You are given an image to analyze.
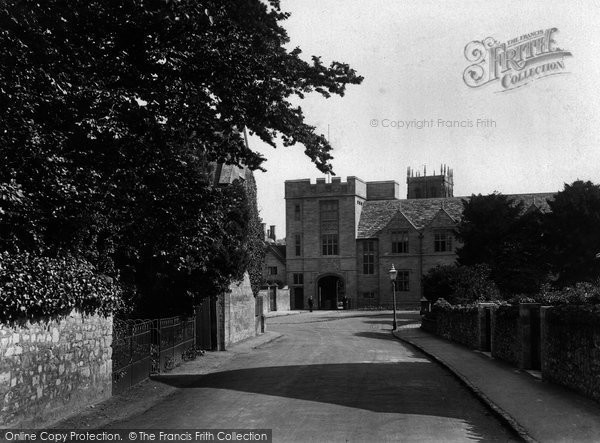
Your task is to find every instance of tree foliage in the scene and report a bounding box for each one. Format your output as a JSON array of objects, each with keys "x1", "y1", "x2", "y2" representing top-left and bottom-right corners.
[
  {"x1": 423, "y1": 264, "x2": 500, "y2": 306},
  {"x1": 543, "y1": 180, "x2": 600, "y2": 286},
  {"x1": 0, "y1": 1, "x2": 362, "y2": 317},
  {"x1": 456, "y1": 194, "x2": 523, "y2": 266},
  {"x1": 455, "y1": 193, "x2": 548, "y2": 295},
  {"x1": 0, "y1": 0, "x2": 362, "y2": 174},
  {"x1": 244, "y1": 173, "x2": 266, "y2": 296},
  {"x1": 0, "y1": 252, "x2": 123, "y2": 322}
]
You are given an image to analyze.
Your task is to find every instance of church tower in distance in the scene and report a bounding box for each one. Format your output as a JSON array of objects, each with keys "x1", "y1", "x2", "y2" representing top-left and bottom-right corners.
[{"x1": 406, "y1": 164, "x2": 454, "y2": 199}]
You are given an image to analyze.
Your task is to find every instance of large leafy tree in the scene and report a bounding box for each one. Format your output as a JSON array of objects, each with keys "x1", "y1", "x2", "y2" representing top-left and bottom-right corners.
[
  {"x1": 543, "y1": 180, "x2": 600, "y2": 286},
  {"x1": 456, "y1": 193, "x2": 523, "y2": 266},
  {"x1": 455, "y1": 193, "x2": 548, "y2": 295},
  {"x1": 0, "y1": 1, "x2": 362, "y2": 314}
]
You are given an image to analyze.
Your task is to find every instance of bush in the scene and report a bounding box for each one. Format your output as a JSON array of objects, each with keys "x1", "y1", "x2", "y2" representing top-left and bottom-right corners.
[
  {"x1": 506, "y1": 282, "x2": 600, "y2": 306},
  {"x1": 0, "y1": 251, "x2": 123, "y2": 322},
  {"x1": 423, "y1": 264, "x2": 500, "y2": 305},
  {"x1": 546, "y1": 303, "x2": 600, "y2": 326},
  {"x1": 537, "y1": 282, "x2": 600, "y2": 306}
]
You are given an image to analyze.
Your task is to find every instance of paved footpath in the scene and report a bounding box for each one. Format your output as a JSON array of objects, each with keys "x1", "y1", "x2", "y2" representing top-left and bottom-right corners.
[{"x1": 394, "y1": 324, "x2": 600, "y2": 443}]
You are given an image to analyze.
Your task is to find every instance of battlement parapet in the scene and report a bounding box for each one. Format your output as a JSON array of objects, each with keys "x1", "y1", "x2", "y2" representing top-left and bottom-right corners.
[{"x1": 285, "y1": 176, "x2": 367, "y2": 199}]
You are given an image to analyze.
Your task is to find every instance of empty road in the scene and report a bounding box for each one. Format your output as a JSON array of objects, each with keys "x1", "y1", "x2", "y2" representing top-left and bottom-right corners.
[{"x1": 108, "y1": 311, "x2": 517, "y2": 442}]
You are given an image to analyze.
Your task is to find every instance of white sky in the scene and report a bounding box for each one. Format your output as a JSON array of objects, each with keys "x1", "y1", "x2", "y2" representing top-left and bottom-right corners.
[{"x1": 251, "y1": 0, "x2": 600, "y2": 237}]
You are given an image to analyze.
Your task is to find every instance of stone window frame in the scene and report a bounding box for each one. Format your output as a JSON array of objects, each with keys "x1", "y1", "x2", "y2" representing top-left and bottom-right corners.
[
  {"x1": 295, "y1": 234, "x2": 302, "y2": 256},
  {"x1": 362, "y1": 240, "x2": 376, "y2": 274},
  {"x1": 321, "y1": 233, "x2": 339, "y2": 256},
  {"x1": 434, "y1": 230, "x2": 453, "y2": 252},
  {"x1": 320, "y1": 200, "x2": 339, "y2": 222},
  {"x1": 294, "y1": 204, "x2": 301, "y2": 221},
  {"x1": 293, "y1": 273, "x2": 304, "y2": 285},
  {"x1": 395, "y1": 270, "x2": 410, "y2": 291},
  {"x1": 269, "y1": 266, "x2": 278, "y2": 275},
  {"x1": 391, "y1": 230, "x2": 409, "y2": 254}
]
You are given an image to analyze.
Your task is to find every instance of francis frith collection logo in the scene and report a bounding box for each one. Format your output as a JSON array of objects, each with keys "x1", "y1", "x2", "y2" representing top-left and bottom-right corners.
[{"x1": 463, "y1": 28, "x2": 572, "y2": 91}]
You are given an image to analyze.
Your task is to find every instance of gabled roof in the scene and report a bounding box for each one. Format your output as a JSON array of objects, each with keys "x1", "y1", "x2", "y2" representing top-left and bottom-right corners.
[
  {"x1": 266, "y1": 243, "x2": 286, "y2": 264},
  {"x1": 356, "y1": 193, "x2": 555, "y2": 239},
  {"x1": 426, "y1": 206, "x2": 458, "y2": 228},
  {"x1": 212, "y1": 163, "x2": 247, "y2": 186}
]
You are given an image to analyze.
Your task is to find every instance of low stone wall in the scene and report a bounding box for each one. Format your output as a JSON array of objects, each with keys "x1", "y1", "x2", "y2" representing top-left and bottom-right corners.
[
  {"x1": 542, "y1": 306, "x2": 600, "y2": 403},
  {"x1": 222, "y1": 272, "x2": 256, "y2": 348},
  {"x1": 434, "y1": 306, "x2": 479, "y2": 349},
  {"x1": 0, "y1": 311, "x2": 112, "y2": 428},
  {"x1": 491, "y1": 305, "x2": 520, "y2": 366},
  {"x1": 277, "y1": 287, "x2": 291, "y2": 311},
  {"x1": 424, "y1": 301, "x2": 600, "y2": 404}
]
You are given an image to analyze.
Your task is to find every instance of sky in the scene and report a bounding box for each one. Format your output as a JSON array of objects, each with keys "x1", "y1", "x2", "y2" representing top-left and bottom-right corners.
[{"x1": 250, "y1": 0, "x2": 600, "y2": 237}]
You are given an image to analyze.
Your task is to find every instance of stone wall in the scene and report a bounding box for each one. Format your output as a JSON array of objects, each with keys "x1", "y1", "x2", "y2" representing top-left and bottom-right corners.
[
  {"x1": 542, "y1": 306, "x2": 600, "y2": 403},
  {"x1": 491, "y1": 305, "x2": 521, "y2": 366},
  {"x1": 277, "y1": 287, "x2": 291, "y2": 311},
  {"x1": 366, "y1": 181, "x2": 399, "y2": 200},
  {"x1": 222, "y1": 272, "x2": 257, "y2": 348},
  {"x1": 0, "y1": 311, "x2": 112, "y2": 428},
  {"x1": 434, "y1": 305, "x2": 480, "y2": 349}
]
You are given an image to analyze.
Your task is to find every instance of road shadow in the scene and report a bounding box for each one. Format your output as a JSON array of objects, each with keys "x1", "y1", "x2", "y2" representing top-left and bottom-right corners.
[
  {"x1": 360, "y1": 320, "x2": 394, "y2": 325},
  {"x1": 152, "y1": 362, "x2": 514, "y2": 441},
  {"x1": 353, "y1": 331, "x2": 397, "y2": 340}
]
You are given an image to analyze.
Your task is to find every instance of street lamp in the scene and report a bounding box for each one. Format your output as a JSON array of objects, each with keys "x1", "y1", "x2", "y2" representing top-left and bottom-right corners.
[{"x1": 388, "y1": 264, "x2": 398, "y2": 330}]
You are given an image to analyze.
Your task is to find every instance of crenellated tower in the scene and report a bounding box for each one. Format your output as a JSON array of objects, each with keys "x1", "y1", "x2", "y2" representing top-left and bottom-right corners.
[{"x1": 406, "y1": 164, "x2": 454, "y2": 199}]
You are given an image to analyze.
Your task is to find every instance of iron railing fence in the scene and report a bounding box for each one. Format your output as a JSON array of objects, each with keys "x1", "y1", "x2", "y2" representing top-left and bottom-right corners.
[
  {"x1": 151, "y1": 316, "x2": 196, "y2": 373},
  {"x1": 112, "y1": 319, "x2": 152, "y2": 394}
]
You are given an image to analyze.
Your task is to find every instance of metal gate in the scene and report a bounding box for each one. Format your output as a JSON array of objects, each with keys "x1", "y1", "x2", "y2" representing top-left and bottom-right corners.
[
  {"x1": 152, "y1": 316, "x2": 196, "y2": 373},
  {"x1": 112, "y1": 319, "x2": 152, "y2": 394}
]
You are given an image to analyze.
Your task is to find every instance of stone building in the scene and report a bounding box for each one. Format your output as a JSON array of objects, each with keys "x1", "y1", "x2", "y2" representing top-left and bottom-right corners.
[
  {"x1": 261, "y1": 225, "x2": 286, "y2": 287},
  {"x1": 285, "y1": 167, "x2": 553, "y2": 310}
]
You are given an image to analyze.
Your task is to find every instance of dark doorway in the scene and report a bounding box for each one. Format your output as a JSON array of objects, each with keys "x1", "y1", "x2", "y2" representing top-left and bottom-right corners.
[
  {"x1": 293, "y1": 287, "x2": 304, "y2": 310},
  {"x1": 195, "y1": 297, "x2": 218, "y2": 351},
  {"x1": 318, "y1": 275, "x2": 343, "y2": 310}
]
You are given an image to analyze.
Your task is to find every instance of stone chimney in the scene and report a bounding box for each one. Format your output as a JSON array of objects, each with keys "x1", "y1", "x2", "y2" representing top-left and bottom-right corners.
[{"x1": 261, "y1": 223, "x2": 267, "y2": 241}]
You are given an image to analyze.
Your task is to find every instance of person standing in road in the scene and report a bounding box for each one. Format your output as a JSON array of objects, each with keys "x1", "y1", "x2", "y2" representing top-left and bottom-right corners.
[{"x1": 308, "y1": 296, "x2": 314, "y2": 312}]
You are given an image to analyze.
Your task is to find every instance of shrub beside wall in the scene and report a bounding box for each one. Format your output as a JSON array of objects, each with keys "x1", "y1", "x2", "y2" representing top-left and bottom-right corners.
[
  {"x1": 0, "y1": 252, "x2": 122, "y2": 322},
  {"x1": 542, "y1": 305, "x2": 600, "y2": 403},
  {"x1": 433, "y1": 303, "x2": 480, "y2": 349},
  {"x1": 0, "y1": 311, "x2": 112, "y2": 427},
  {"x1": 492, "y1": 305, "x2": 520, "y2": 366}
]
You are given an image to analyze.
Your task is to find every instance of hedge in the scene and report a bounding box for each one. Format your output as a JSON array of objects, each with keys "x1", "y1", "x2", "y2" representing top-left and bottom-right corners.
[{"x1": 0, "y1": 251, "x2": 123, "y2": 322}]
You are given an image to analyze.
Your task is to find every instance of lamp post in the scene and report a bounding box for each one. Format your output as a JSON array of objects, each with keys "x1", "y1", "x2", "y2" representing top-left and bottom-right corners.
[{"x1": 388, "y1": 264, "x2": 398, "y2": 330}]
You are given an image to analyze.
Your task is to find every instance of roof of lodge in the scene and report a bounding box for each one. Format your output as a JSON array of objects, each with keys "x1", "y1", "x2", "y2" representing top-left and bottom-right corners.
[
  {"x1": 356, "y1": 193, "x2": 556, "y2": 239},
  {"x1": 212, "y1": 163, "x2": 247, "y2": 186},
  {"x1": 267, "y1": 243, "x2": 286, "y2": 262}
]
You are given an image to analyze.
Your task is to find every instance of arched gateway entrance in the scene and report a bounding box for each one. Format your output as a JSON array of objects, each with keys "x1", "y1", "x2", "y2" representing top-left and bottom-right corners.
[{"x1": 317, "y1": 275, "x2": 344, "y2": 310}]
